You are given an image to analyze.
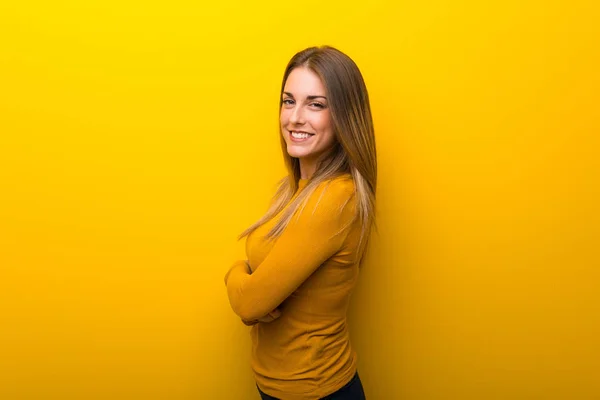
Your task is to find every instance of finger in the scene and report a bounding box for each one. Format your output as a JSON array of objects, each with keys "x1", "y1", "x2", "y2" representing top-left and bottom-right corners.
[{"x1": 257, "y1": 315, "x2": 274, "y2": 323}]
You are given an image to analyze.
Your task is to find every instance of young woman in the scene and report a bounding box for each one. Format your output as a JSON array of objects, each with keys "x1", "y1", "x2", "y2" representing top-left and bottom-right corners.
[{"x1": 224, "y1": 45, "x2": 377, "y2": 400}]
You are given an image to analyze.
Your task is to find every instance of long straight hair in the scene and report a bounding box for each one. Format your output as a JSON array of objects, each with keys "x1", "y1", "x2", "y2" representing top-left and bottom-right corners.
[{"x1": 238, "y1": 45, "x2": 377, "y2": 265}]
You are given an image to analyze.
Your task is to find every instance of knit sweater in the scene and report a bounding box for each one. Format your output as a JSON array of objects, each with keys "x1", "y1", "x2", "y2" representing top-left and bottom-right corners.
[{"x1": 224, "y1": 174, "x2": 363, "y2": 399}]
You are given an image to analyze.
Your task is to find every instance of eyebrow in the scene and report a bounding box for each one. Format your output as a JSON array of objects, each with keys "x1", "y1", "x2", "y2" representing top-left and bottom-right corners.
[{"x1": 283, "y1": 92, "x2": 327, "y2": 101}]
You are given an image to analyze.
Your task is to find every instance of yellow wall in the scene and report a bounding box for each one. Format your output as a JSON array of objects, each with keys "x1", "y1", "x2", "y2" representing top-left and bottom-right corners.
[{"x1": 1, "y1": 1, "x2": 598, "y2": 399}]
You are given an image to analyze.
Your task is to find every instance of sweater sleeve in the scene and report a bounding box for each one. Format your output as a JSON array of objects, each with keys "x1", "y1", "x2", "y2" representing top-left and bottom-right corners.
[{"x1": 224, "y1": 179, "x2": 357, "y2": 321}]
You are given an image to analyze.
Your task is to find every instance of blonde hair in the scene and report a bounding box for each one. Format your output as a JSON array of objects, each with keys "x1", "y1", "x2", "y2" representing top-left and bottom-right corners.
[{"x1": 239, "y1": 45, "x2": 378, "y2": 265}]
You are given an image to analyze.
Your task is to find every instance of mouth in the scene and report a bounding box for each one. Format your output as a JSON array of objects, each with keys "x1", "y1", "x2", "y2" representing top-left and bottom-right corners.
[{"x1": 289, "y1": 130, "x2": 315, "y2": 142}]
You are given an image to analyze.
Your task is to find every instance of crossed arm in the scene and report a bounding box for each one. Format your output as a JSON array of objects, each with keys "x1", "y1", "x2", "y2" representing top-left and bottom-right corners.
[
  {"x1": 228, "y1": 261, "x2": 282, "y2": 326},
  {"x1": 224, "y1": 181, "x2": 356, "y2": 323}
]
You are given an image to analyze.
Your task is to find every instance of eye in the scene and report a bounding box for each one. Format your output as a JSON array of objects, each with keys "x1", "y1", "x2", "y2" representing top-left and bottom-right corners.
[
  {"x1": 282, "y1": 99, "x2": 294, "y2": 106},
  {"x1": 310, "y1": 102, "x2": 326, "y2": 109}
]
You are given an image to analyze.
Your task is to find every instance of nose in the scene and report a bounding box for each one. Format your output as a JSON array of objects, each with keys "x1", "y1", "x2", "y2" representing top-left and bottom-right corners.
[{"x1": 289, "y1": 103, "x2": 305, "y2": 125}]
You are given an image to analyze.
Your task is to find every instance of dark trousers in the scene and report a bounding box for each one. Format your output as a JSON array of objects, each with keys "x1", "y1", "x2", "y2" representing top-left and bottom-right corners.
[{"x1": 257, "y1": 371, "x2": 366, "y2": 400}]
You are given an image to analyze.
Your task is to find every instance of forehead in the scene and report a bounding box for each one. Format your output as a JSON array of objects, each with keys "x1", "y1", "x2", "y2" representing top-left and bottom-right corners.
[{"x1": 283, "y1": 67, "x2": 326, "y2": 96}]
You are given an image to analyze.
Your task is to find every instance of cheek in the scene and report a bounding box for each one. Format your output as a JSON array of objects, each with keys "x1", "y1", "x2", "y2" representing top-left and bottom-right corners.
[
  {"x1": 316, "y1": 113, "x2": 334, "y2": 138},
  {"x1": 279, "y1": 109, "x2": 288, "y2": 126}
]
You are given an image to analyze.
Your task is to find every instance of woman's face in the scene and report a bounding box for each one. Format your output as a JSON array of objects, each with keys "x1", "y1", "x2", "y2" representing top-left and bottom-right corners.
[{"x1": 280, "y1": 67, "x2": 337, "y2": 177}]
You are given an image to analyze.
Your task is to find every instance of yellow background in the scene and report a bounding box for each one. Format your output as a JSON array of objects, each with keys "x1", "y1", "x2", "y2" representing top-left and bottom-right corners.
[{"x1": 1, "y1": 0, "x2": 598, "y2": 399}]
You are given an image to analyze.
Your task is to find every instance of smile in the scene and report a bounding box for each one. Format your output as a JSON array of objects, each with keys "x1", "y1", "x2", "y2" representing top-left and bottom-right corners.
[{"x1": 289, "y1": 131, "x2": 314, "y2": 142}]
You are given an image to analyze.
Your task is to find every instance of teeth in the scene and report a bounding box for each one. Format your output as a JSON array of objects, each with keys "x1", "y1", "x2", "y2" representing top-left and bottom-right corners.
[{"x1": 291, "y1": 131, "x2": 311, "y2": 139}]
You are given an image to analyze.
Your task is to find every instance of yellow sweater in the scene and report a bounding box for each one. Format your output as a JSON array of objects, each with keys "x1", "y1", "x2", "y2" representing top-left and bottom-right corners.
[{"x1": 224, "y1": 174, "x2": 362, "y2": 399}]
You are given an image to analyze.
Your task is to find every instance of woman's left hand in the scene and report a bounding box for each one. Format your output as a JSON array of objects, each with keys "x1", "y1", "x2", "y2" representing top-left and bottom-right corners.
[{"x1": 241, "y1": 308, "x2": 282, "y2": 325}]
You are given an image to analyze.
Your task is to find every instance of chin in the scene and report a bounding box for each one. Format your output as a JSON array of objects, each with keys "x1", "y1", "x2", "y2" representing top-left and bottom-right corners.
[{"x1": 286, "y1": 148, "x2": 307, "y2": 159}]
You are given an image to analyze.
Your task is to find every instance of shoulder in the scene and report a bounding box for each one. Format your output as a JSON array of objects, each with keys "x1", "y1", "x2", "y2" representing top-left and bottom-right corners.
[
  {"x1": 316, "y1": 173, "x2": 355, "y2": 196},
  {"x1": 305, "y1": 174, "x2": 356, "y2": 216}
]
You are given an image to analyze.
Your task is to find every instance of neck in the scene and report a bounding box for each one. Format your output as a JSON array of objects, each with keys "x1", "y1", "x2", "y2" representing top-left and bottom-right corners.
[{"x1": 299, "y1": 158, "x2": 317, "y2": 180}]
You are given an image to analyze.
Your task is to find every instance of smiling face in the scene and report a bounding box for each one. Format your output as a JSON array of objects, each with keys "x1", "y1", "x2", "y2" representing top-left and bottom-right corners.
[{"x1": 280, "y1": 67, "x2": 338, "y2": 179}]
